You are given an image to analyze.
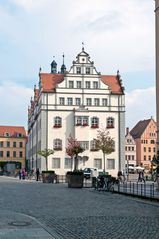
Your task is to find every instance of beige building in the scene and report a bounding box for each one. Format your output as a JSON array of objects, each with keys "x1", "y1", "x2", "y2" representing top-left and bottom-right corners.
[
  {"x1": 130, "y1": 118, "x2": 157, "y2": 169},
  {"x1": 125, "y1": 127, "x2": 136, "y2": 169},
  {"x1": 0, "y1": 126, "x2": 27, "y2": 172},
  {"x1": 155, "y1": 0, "x2": 159, "y2": 151}
]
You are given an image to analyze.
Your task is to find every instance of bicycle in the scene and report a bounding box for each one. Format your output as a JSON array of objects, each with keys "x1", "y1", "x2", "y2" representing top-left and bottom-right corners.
[{"x1": 94, "y1": 176, "x2": 115, "y2": 192}]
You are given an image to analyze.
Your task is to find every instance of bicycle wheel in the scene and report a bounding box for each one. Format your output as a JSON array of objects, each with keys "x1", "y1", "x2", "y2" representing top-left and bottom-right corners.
[{"x1": 109, "y1": 185, "x2": 114, "y2": 193}]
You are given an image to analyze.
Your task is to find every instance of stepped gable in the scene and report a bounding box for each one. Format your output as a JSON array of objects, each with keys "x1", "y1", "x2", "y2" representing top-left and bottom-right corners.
[
  {"x1": 130, "y1": 119, "x2": 151, "y2": 139},
  {"x1": 0, "y1": 126, "x2": 26, "y2": 137},
  {"x1": 40, "y1": 73, "x2": 64, "y2": 92},
  {"x1": 101, "y1": 75, "x2": 123, "y2": 94}
]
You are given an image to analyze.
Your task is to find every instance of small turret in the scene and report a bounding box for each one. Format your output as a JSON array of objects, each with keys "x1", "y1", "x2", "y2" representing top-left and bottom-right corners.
[
  {"x1": 51, "y1": 57, "x2": 57, "y2": 73},
  {"x1": 61, "y1": 54, "x2": 66, "y2": 73}
]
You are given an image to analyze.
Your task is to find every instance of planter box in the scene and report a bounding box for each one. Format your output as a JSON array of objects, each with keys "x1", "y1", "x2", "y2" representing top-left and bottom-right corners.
[
  {"x1": 67, "y1": 172, "x2": 84, "y2": 188},
  {"x1": 42, "y1": 171, "x2": 55, "y2": 183}
]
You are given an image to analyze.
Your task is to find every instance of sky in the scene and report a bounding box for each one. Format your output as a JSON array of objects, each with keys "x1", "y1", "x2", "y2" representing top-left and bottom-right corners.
[{"x1": 0, "y1": 0, "x2": 156, "y2": 130}]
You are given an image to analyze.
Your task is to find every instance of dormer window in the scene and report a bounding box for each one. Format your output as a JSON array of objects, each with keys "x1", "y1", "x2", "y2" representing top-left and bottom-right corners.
[
  {"x1": 86, "y1": 81, "x2": 90, "y2": 89},
  {"x1": 77, "y1": 67, "x2": 81, "y2": 74},
  {"x1": 93, "y1": 81, "x2": 98, "y2": 89},
  {"x1": 86, "y1": 67, "x2": 90, "y2": 74},
  {"x1": 5, "y1": 132, "x2": 10, "y2": 137},
  {"x1": 69, "y1": 81, "x2": 74, "y2": 88}
]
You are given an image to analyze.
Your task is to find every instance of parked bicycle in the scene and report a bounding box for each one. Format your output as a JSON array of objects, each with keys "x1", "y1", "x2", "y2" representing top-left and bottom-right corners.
[{"x1": 94, "y1": 175, "x2": 117, "y2": 192}]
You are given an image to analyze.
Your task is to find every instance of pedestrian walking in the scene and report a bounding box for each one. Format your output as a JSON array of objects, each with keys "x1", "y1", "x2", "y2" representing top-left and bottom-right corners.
[
  {"x1": 138, "y1": 170, "x2": 145, "y2": 182},
  {"x1": 19, "y1": 170, "x2": 22, "y2": 180},
  {"x1": 36, "y1": 168, "x2": 40, "y2": 181}
]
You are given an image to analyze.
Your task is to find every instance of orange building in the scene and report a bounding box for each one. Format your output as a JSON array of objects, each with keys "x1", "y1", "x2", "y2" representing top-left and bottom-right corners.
[
  {"x1": 130, "y1": 118, "x2": 157, "y2": 169},
  {"x1": 0, "y1": 126, "x2": 27, "y2": 173}
]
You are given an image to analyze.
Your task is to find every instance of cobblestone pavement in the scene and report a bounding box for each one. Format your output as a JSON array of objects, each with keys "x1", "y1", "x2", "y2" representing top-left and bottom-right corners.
[{"x1": 0, "y1": 176, "x2": 159, "y2": 239}]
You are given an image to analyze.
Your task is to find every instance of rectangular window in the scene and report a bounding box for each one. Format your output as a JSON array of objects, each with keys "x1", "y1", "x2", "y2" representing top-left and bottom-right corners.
[
  {"x1": 86, "y1": 67, "x2": 90, "y2": 74},
  {"x1": 132, "y1": 155, "x2": 134, "y2": 160},
  {"x1": 91, "y1": 117, "x2": 99, "y2": 128},
  {"x1": 93, "y1": 81, "x2": 98, "y2": 89},
  {"x1": 82, "y1": 117, "x2": 88, "y2": 126},
  {"x1": 90, "y1": 140, "x2": 98, "y2": 151},
  {"x1": 102, "y1": 99, "x2": 107, "y2": 106},
  {"x1": 69, "y1": 81, "x2": 74, "y2": 88},
  {"x1": 94, "y1": 98, "x2": 99, "y2": 106},
  {"x1": 75, "y1": 98, "x2": 81, "y2": 106},
  {"x1": 153, "y1": 147, "x2": 156, "y2": 152},
  {"x1": 77, "y1": 81, "x2": 81, "y2": 89},
  {"x1": 67, "y1": 98, "x2": 73, "y2": 105},
  {"x1": 19, "y1": 142, "x2": 23, "y2": 148},
  {"x1": 148, "y1": 147, "x2": 151, "y2": 152},
  {"x1": 6, "y1": 151, "x2": 10, "y2": 157},
  {"x1": 13, "y1": 142, "x2": 16, "y2": 147},
  {"x1": 107, "y1": 158, "x2": 115, "y2": 169},
  {"x1": 54, "y1": 139, "x2": 62, "y2": 150},
  {"x1": 52, "y1": 158, "x2": 60, "y2": 168},
  {"x1": 13, "y1": 151, "x2": 16, "y2": 158},
  {"x1": 144, "y1": 155, "x2": 146, "y2": 161},
  {"x1": 19, "y1": 151, "x2": 23, "y2": 158},
  {"x1": 77, "y1": 67, "x2": 81, "y2": 74},
  {"x1": 7, "y1": 141, "x2": 10, "y2": 147},
  {"x1": 0, "y1": 141, "x2": 3, "y2": 147},
  {"x1": 59, "y1": 97, "x2": 65, "y2": 105},
  {"x1": 0, "y1": 151, "x2": 3, "y2": 157},
  {"x1": 85, "y1": 81, "x2": 90, "y2": 89},
  {"x1": 86, "y1": 98, "x2": 92, "y2": 106},
  {"x1": 65, "y1": 158, "x2": 72, "y2": 169},
  {"x1": 148, "y1": 155, "x2": 151, "y2": 161},
  {"x1": 79, "y1": 141, "x2": 89, "y2": 150},
  {"x1": 144, "y1": 147, "x2": 146, "y2": 152},
  {"x1": 94, "y1": 158, "x2": 102, "y2": 169}
]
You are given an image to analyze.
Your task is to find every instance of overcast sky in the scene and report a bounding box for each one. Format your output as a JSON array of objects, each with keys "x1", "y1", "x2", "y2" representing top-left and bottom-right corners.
[{"x1": 0, "y1": 0, "x2": 156, "y2": 129}]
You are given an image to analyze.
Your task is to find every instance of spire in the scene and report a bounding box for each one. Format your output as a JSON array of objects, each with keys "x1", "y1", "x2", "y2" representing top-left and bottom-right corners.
[
  {"x1": 61, "y1": 53, "x2": 66, "y2": 73},
  {"x1": 51, "y1": 56, "x2": 57, "y2": 73},
  {"x1": 82, "y1": 42, "x2": 84, "y2": 51}
]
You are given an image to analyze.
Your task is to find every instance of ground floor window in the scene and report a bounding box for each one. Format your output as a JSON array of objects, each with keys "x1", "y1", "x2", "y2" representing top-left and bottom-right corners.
[
  {"x1": 94, "y1": 158, "x2": 102, "y2": 169},
  {"x1": 52, "y1": 158, "x2": 60, "y2": 169},
  {"x1": 65, "y1": 158, "x2": 72, "y2": 169},
  {"x1": 107, "y1": 158, "x2": 115, "y2": 169}
]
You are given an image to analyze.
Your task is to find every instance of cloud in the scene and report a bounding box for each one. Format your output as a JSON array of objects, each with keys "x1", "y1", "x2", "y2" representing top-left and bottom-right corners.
[
  {"x1": 125, "y1": 87, "x2": 156, "y2": 129},
  {"x1": 0, "y1": 82, "x2": 32, "y2": 128}
]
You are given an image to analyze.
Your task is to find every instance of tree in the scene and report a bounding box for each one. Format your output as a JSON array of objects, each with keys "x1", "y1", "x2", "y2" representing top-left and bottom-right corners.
[
  {"x1": 66, "y1": 136, "x2": 84, "y2": 171},
  {"x1": 38, "y1": 149, "x2": 54, "y2": 171},
  {"x1": 94, "y1": 129, "x2": 115, "y2": 172}
]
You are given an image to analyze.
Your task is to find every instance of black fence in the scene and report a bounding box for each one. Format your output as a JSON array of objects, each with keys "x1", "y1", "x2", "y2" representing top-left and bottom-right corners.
[{"x1": 114, "y1": 181, "x2": 157, "y2": 200}]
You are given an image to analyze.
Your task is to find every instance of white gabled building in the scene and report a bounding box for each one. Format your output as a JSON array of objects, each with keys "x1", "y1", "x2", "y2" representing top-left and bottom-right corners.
[{"x1": 27, "y1": 48, "x2": 125, "y2": 177}]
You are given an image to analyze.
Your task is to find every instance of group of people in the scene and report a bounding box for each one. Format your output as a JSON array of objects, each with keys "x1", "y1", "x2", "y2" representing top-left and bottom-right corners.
[{"x1": 18, "y1": 168, "x2": 40, "y2": 181}]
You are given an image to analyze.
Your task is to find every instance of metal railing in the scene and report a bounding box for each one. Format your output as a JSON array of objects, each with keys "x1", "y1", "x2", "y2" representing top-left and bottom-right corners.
[{"x1": 115, "y1": 181, "x2": 156, "y2": 199}]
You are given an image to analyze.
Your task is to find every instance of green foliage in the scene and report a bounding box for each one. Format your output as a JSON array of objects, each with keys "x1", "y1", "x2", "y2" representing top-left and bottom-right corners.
[
  {"x1": 94, "y1": 129, "x2": 114, "y2": 155},
  {"x1": 38, "y1": 148, "x2": 54, "y2": 171}
]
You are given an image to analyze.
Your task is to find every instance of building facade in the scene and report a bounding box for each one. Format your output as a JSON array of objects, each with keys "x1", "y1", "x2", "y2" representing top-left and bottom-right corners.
[
  {"x1": 27, "y1": 48, "x2": 125, "y2": 176},
  {"x1": 0, "y1": 126, "x2": 27, "y2": 172},
  {"x1": 130, "y1": 118, "x2": 157, "y2": 169},
  {"x1": 125, "y1": 127, "x2": 136, "y2": 169}
]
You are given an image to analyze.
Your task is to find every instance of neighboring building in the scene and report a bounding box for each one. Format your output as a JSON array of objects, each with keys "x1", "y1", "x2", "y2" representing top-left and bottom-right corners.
[
  {"x1": 0, "y1": 126, "x2": 27, "y2": 172},
  {"x1": 130, "y1": 118, "x2": 157, "y2": 169},
  {"x1": 155, "y1": 0, "x2": 159, "y2": 151},
  {"x1": 27, "y1": 48, "x2": 125, "y2": 176},
  {"x1": 125, "y1": 127, "x2": 136, "y2": 168}
]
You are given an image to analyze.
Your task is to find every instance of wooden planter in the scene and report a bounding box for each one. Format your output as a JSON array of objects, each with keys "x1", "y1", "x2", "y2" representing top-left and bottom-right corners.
[
  {"x1": 67, "y1": 172, "x2": 84, "y2": 188},
  {"x1": 42, "y1": 171, "x2": 55, "y2": 183}
]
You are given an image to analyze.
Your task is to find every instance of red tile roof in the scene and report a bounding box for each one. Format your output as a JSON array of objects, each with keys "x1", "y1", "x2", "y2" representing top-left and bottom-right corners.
[
  {"x1": 101, "y1": 75, "x2": 123, "y2": 94},
  {"x1": 39, "y1": 73, "x2": 123, "y2": 94},
  {"x1": 0, "y1": 126, "x2": 26, "y2": 137},
  {"x1": 40, "y1": 73, "x2": 64, "y2": 92}
]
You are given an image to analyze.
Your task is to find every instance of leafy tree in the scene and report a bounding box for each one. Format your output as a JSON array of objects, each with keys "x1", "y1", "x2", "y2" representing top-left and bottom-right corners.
[
  {"x1": 66, "y1": 136, "x2": 84, "y2": 171},
  {"x1": 94, "y1": 129, "x2": 115, "y2": 172},
  {"x1": 38, "y1": 149, "x2": 54, "y2": 171}
]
